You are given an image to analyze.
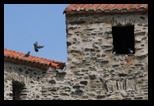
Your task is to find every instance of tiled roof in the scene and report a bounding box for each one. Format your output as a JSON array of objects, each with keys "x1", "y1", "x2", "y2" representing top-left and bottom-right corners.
[
  {"x1": 64, "y1": 4, "x2": 148, "y2": 14},
  {"x1": 4, "y1": 48, "x2": 65, "y2": 70}
]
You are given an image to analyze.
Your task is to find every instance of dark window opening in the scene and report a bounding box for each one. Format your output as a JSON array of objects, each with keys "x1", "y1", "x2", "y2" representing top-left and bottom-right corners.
[
  {"x1": 12, "y1": 81, "x2": 24, "y2": 100},
  {"x1": 112, "y1": 25, "x2": 135, "y2": 54}
]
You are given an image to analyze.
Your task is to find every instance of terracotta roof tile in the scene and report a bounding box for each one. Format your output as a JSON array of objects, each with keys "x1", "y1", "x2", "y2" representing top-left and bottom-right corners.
[
  {"x1": 4, "y1": 48, "x2": 65, "y2": 70},
  {"x1": 64, "y1": 4, "x2": 148, "y2": 14},
  {"x1": 91, "y1": 4, "x2": 100, "y2": 11}
]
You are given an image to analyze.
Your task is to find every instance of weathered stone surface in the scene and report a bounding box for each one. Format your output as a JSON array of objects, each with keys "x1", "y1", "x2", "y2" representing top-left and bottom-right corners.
[
  {"x1": 97, "y1": 95, "x2": 105, "y2": 99},
  {"x1": 71, "y1": 89, "x2": 83, "y2": 96},
  {"x1": 5, "y1": 12, "x2": 148, "y2": 100},
  {"x1": 80, "y1": 81, "x2": 88, "y2": 85},
  {"x1": 49, "y1": 79, "x2": 56, "y2": 84},
  {"x1": 135, "y1": 32, "x2": 146, "y2": 36},
  {"x1": 134, "y1": 96, "x2": 143, "y2": 100},
  {"x1": 69, "y1": 21, "x2": 86, "y2": 25},
  {"x1": 120, "y1": 90, "x2": 128, "y2": 97},
  {"x1": 89, "y1": 75, "x2": 96, "y2": 80},
  {"x1": 73, "y1": 85, "x2": 81, "y2": 89}
]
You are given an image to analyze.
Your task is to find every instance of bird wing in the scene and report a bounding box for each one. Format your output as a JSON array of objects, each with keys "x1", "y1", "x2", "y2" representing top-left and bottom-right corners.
[
  {"x1": 34, "y1": 41, "x2": 38, "y2": 46},
  {"x1": 36, "y1": 45, "x2": 44, "y2": 49}
]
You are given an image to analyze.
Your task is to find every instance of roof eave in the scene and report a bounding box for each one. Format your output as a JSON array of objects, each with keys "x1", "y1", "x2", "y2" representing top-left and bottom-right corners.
[
  {"x1": 65, "y1": 9, "x2": 148, "y2": 15},
  {"x1": 4, "y1": 57, "x2": 55, "y2": 70}
]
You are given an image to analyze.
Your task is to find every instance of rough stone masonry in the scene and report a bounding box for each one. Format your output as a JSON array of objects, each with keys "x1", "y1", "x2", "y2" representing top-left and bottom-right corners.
[
  {"x1": 65, "y1": 12, "x2": 148, "y2": 100},
  {"x1": 4, "y1": 12, "x2": 148, "y2": 100}
]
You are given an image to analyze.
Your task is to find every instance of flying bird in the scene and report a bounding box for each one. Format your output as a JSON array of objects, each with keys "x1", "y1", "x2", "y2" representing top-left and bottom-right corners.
[
  {"x1": 34, "y1": 41, "x2": 44, "y2": 52},
  {"x1": 24, "y1": 51, "x2": 30, "y2": 57},
  {"x1": 128, "y1": 48, "x2": 133, "y2": 54}
]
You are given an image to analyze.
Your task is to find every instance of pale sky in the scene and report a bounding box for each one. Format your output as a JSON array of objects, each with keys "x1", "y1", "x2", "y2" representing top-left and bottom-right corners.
[{"x1": 4, "y1": 4, "x2": 70, "y2": 62}]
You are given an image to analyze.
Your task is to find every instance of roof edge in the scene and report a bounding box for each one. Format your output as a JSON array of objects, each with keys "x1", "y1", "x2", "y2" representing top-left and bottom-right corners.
[
  {"x1": 64, "y1": 4, "x2": 148, "y2": 14},
  {"x1": 4, "y1": 48, "x2": 65, "y2": 69}
]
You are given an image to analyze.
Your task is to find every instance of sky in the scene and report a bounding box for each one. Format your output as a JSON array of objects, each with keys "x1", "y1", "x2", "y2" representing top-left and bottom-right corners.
[{"x1": 4, "y1": 4, "x2": 70, "y2": 62}]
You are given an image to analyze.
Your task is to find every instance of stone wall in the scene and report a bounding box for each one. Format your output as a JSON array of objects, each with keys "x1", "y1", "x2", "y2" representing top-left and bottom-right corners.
[
  {"x1": 65, "y1": 12, "x2": 148, "y2": 100},
  {"x1": 4, "y1": 62, "x2": 59, "y2": 100},
  {"x1": 4, "y1": 12, "x2": 148, "y2": 100}
]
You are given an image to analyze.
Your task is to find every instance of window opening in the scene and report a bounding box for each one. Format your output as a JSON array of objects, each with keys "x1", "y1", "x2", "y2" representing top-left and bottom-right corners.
[
  {"x1": 12, "y1": 80, "x2": 24, "y2": 100},
  {"x1": 112, "y1": 25, "x2": 135, "y2": 54}
]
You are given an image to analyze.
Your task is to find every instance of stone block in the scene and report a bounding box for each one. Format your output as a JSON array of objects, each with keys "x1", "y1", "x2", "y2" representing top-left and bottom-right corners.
[
  {"x1": 80, "y1": 81, "x2": 88, "y2": 85},
  {"x1": 89, "y1": 75, "x2": 96, "y2": 80},
  {"x1": 97, "y1": 94, "x2": 105, "y2": 99}
]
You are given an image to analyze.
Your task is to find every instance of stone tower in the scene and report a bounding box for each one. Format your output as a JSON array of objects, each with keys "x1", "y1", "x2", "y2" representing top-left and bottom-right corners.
[
  {"x1": 4, "y1": 4, "x2": 148, "y2": 100},
  {"x1": 63, "y1": 4, "x2": 148, "y2": 100}
]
